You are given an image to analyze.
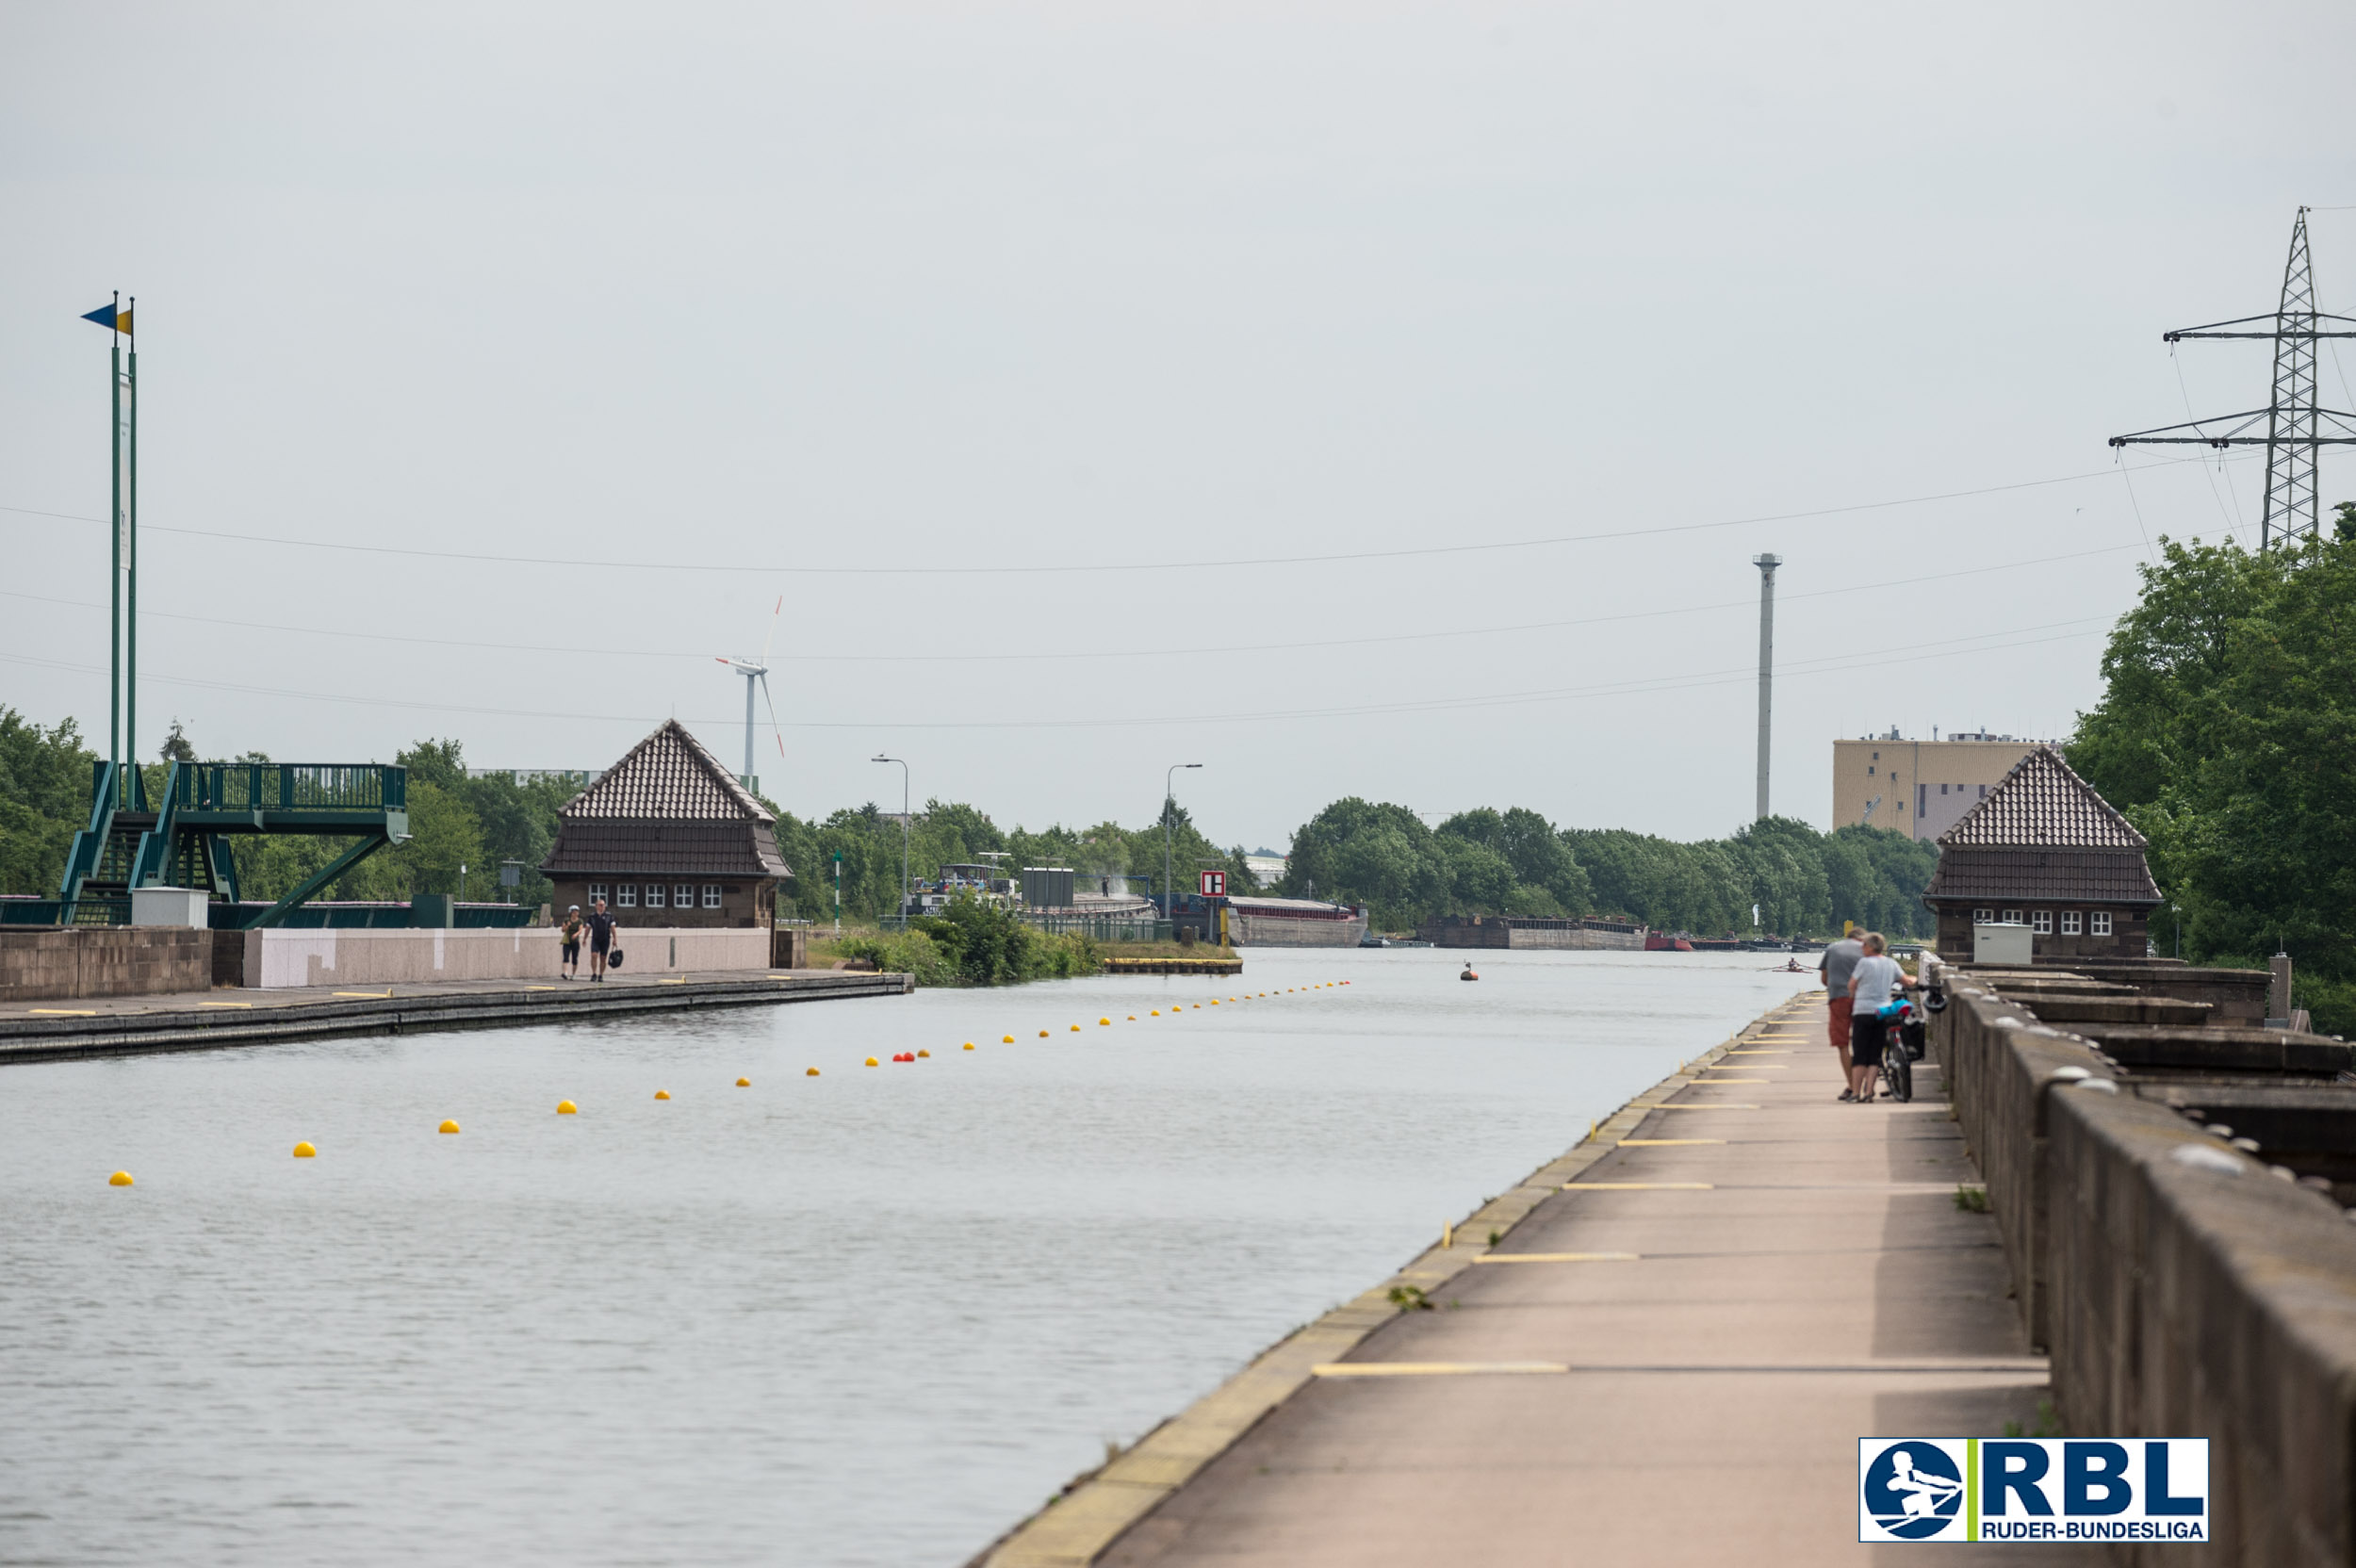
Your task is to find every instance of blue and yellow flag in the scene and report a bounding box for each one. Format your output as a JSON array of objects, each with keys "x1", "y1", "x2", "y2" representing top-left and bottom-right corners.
[{"x1": 81, "y1": 302, "x2": 131, "y2": 334}]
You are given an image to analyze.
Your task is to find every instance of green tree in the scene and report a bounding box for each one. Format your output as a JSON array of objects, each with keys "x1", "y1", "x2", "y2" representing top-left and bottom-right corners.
[
  {"x1": 2070, "y1": 528, "x2": 2356, "y2": 1030},
  {"x1": 0, "y1": 709, "x2": 99, "y2": 894}
]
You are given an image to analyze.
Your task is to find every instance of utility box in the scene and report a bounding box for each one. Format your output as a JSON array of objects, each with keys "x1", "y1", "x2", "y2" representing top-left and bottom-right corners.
[
  {"x1": 130, "y1": 887, "x2": 210, "y2": 928},
  {"x1": 1972, "y1": 922, "x2": 2033, "y2": 966},
  {"x1": 1021, "y1": 867, "x2": 1075, "y2": 908},
  {"x1": 410, "y1": 893, "x2": 456, "y2": 929}
]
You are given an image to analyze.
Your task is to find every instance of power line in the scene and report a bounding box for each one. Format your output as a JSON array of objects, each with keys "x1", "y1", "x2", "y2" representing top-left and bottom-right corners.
[
  {"x1": 0, "y1": 538, "x2": 2149, "y2": 667},
  {"x1": 0, "y1": 458, "x2": 2232, "y2": 579},
  {"x1": 0, "y1": 612, "x2": 2111, "y2": 734}
]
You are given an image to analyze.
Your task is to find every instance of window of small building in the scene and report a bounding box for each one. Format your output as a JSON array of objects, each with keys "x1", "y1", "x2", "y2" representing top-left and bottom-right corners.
[
  {"x1": 2061, "y1": 911, "x2": 2083, "y2": 936},
  {"x1": 2032, "y1": 910, "x2": 2053, "y2": 934},
  {"x1": 590, "y1": 882, "x2": 608, "y2": 906},
  {"x1": 616, "y1": 884, "x2": 637, "y2": 908},
  {"x1": 2001, "y1": 908, "x2": 2021, "y2": 924},
  {"x1": 654, "y1": 883, "x2": 673, "y2": 907},
  {"x1": 702, "y1": 885, "x2": 722, "y2": 908},
  {"x1": 1973, "y1": 907, "x2": 1993, "y2": 923},
  {"x1": 675, "y1": 883, "x2": 694, "y2": 909},
  {"x1": 1867, "y1": 765, "x2": 1875, "y2": 776},
  {"x1": 2091, "y1": 911, "x2": 2113, "y2": 937}
]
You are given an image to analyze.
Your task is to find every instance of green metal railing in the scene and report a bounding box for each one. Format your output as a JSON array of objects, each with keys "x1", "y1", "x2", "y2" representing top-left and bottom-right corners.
[{"x1": 172, "y1": 762, "x2": 406, "y2": 814}]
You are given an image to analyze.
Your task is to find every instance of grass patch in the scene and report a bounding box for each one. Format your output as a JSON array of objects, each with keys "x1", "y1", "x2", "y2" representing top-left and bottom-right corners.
[{"x1": 1954, "y1": 1184, "x2": 1990, "y2": 1214}]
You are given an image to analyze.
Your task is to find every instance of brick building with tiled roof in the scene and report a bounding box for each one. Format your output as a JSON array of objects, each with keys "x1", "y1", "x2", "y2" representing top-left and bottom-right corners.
[
  {"x1": 1921, "y1": 744, "x2": 2160, "y2": 960},
  {"x1": 540, "y1": 720, "x2": 790, "y2": 929}
]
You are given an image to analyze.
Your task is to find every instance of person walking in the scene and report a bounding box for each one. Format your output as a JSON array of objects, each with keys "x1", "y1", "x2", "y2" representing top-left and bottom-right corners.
[
  {"x1": 1819, "y1": 927, "x2": 1865, "y2": 1101},
  {"x1": 1846, "y1": 932, "x2": 1917, "y2": 1102},
  {"x1": 586, "y1": 896, "x2": 616, "y2": 983},
  {"x1": 559, "y1": 905, "x2": 584, "y2": 980}
]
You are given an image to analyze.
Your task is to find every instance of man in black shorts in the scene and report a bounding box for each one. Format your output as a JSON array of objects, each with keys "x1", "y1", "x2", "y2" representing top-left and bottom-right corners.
[{"x1": 587, "y1": 897, "x2": 616, "y2": 983}]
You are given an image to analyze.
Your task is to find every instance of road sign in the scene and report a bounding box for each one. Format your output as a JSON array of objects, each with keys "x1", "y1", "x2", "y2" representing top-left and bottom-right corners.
[{"x1": 1200, "y1": 870, "x2": 1226, "y2": 897}]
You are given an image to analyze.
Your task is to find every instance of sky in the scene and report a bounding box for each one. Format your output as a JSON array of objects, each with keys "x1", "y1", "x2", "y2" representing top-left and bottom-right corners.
[{"x1": 4, "y1": 0, "x2": 2353, "y2": 854}]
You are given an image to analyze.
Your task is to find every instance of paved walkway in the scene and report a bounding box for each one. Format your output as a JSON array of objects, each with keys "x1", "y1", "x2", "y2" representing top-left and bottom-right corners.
[
  {"x1": 2, "y1": 967, "x2": 849, "y2": 1022},
  {"x1": 1004, "y1": 992, "x2": 2094, "y2": 1565}
]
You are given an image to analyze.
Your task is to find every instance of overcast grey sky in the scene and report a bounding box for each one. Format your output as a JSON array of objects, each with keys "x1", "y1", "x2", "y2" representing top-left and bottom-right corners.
[{"x1": 4, "y1": 1, "x2": 2352, "y2": 850}]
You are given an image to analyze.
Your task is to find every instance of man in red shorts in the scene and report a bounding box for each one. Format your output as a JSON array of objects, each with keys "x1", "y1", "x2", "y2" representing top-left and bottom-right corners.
[{"x1": 1819, "y1": 927, "x2": 1865, "y2": 1101}]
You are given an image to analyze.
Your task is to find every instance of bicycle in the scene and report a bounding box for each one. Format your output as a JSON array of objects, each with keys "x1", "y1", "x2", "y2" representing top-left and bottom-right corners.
[{"x1": 1876, "y1": 997, "x2": 1919, "y2": 1102}]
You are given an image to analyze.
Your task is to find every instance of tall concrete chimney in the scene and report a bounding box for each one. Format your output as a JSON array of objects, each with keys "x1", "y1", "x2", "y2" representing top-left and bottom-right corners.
[{"x1": 1753, "y1": 554, "x2": 1781, "y2": 820}]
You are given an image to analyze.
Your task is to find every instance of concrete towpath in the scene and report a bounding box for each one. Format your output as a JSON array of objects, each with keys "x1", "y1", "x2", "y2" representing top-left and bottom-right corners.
[{"x1": 989, "y1": 990, "x2": 2096, "y2": 1565}]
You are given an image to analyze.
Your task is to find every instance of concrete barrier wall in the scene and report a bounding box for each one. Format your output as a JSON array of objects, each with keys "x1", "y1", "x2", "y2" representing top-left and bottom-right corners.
[
  {"x1": 0, "y1": 928, "x2": 213, "y2": 1003},
  {"x1": 243, "y1": 926, "x2": 770, "y2": 988},
  {"x1": 1928, "y1": 962, "x2": 2356, "y2": 1566}
]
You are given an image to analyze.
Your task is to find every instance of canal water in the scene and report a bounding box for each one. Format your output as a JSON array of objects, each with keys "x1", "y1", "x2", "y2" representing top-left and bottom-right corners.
[{"x1": 1, "y1": 947, "x2": 1812, "y2": 1566}]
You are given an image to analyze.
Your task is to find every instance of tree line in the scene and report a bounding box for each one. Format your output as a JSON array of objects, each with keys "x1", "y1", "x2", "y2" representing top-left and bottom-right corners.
[
  {"x1": 1271, "y1": 797, "x2": 1938, "y2": 938},
  {"x1": 2069, "y1": 512, "x2": 2356, "y2": 1034},
  {"x1": 2, "y1": 709, "x2": 1937, "y2": 939}
]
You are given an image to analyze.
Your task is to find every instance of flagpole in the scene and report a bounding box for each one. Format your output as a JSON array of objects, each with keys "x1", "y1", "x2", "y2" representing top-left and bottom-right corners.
[
  {"x1": 125, "y1": 298, "x2": 138, "y2": 808},
  {"x1": 107, "y1": 290, "x2": 122, "y2": 797}
]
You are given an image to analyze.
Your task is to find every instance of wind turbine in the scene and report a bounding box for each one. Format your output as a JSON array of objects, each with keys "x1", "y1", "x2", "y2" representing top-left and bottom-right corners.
[{"x1": 716, "y1": 596, "x2": 785, "y2": 794}]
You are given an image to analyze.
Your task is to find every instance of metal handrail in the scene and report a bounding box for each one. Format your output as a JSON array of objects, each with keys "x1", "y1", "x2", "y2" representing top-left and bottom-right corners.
[{"x1": 173, "y1": 763, "x2": 408, "y2": 812}]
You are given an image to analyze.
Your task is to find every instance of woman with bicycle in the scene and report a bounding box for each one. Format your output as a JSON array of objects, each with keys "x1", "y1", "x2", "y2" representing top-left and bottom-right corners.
[{"x1": 1845, "y1": 932, "x2": 1919, "y2": 1104}]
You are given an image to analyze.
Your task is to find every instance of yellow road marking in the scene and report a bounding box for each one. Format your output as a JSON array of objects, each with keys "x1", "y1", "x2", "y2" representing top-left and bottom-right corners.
[
  {"x1": 28, "y1": 1008, "x2": 97, "y2": 1016},
  {"x1": 1630, "y1": 1102, "x2": 1759, "y2": 1110},
  {"x1": 1564, "y1": 1182, "x2": 1713, "y2": 1190},
  {"x1": 1474, "y1": 1252, "x2": 1640, "y2": 1264},
  {"x1": 1312, "y1": 1362, "x2": 1567, "y2": 1378},
  {"x1": 659, "y1": 977, "x2": 688, "y2": 985},
  {"x1": 524, "y1": 986, "x2": 558, "y2": 991},
  {"x1": 1691, "y1": 1077, "x2": 1773, "y2": 1083},
  {"x1": 334, "y1": 990, "x2": 392, "y2": 999},
  {"x1": 198, "y1": 1001, "x2": 254, "y2": 1008},
  {"x1": 1620, "y1": 1137, "x2": 1726, "y2": 1146}
]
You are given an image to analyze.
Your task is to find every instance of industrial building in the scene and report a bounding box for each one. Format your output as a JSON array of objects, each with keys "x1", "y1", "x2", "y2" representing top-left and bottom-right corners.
[{"x1": 1830, "y1": 729, "x2": 2042, "y2": 841}]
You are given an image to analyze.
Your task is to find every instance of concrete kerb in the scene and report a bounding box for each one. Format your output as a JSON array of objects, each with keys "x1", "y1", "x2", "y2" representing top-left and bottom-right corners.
[{"x1": 972, "y1": 994, "x2": 1817, "y2": 1568}]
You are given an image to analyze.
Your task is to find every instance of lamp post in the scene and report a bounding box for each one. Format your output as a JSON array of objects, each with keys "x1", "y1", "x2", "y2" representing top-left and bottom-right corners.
[
  {"x1": 874, "y1": 755, "x2": 908, "y2": 923},
  {"x1": 1165, "y1": 762, "x2": 1203, "y2": 927}
]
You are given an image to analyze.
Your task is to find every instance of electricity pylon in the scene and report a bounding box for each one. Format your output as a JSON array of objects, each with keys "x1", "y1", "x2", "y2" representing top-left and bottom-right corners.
[{"x1": 2109, "y1": 207, "x2": 2356, "y2": 547}]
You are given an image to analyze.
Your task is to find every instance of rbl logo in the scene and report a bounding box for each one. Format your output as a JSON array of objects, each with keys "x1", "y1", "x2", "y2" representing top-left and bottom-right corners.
[{"x1": 1858, "y1": 1438, "x2": 2208, "y2": 1544}]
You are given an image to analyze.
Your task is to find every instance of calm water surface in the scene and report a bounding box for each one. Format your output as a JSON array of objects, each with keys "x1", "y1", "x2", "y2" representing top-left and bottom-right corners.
[{"x1": 0, "y1": 947, "x2": 1812, "y2": 1566}]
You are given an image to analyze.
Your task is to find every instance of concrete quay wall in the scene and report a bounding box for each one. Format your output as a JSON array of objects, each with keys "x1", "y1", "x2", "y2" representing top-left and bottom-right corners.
[
  {"x1": 1929, "y1": 965, "x2": 2356, "y2": 1568},
  {"x1": 0, "y1": 927, "x2": 213, "y2": 1004}
]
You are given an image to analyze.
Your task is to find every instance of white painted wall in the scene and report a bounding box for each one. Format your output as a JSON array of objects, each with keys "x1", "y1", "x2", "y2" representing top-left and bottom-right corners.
[{"x1": 244, "y1": 927, "x2": 771, "y2": 988}]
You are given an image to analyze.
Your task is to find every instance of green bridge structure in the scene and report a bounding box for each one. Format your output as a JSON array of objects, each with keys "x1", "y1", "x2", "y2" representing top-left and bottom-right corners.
[{"x1": 23, "y1": 760, "x2": 412, "y2": 930}]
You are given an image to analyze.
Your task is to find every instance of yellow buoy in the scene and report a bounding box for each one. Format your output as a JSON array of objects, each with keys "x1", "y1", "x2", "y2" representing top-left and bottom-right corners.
[
  {"x1": 1099, "y1": 1017, "x2": 1111, "y2": 1025},
  {"x1": 807, "y1": 1067, "x2": 821, "y2": 1076},
  {"x1": 1192, "y1": 1004, "x2": 1201, "y2": 1009},
  {"x1": 1210, "y1": 1000, "x2": 1219, "y2": 1006},
  {"x1": 1002, "y1": 1034, "x2": 1015, "y2": 1043},
  {"x1": 557, "y1": 1101, "x2": 578, "y2": 1115},
  {"x1": 108, "y1": 1170, "x2": 134, "y2": 1186},
  {"x1": 1070, "y1": 1024, "x2": 1081, "y2": 1032},
  {"x1": 865, "y1": 1056, "x2": 879, "y2": 1067},
  {"x1": 1038, "y1": 1030, "x2": 1049, "y2": 1037},
  {"x1": 736, "y1": 1078, "x2": 751, "y2": 1087},
  {"x1": 655, "y1": 1089, "x2": 671, "y2": 1100},
  {"x1": 438, "y1": 1119, "x2": 461, "y2": 1135},
  {"x1": 1150, "y1": 1009, "x2": 1160, "y2": 1016},
  {"x1": 918, "y1": 1049, "x2": 931, "y2": 1058},
  {"x1": 1126, "y1": 1015, "x2": 1137, "y2": 1021},
  {"x1": 962, "y1": 1042, "x2": 974, "y2": 1051},
  {"x1": 292, "y1": 1141, "x2": 317, "y2": 1158}
]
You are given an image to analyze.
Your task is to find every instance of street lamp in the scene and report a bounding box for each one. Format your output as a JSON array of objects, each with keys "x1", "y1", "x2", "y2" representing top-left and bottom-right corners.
[
  {"x1": 1165, "y1": 762, "x2": 1203, "y2": 925},
  {"x1": 874, "y1": 755, "x2": 908, "y2": 923}
]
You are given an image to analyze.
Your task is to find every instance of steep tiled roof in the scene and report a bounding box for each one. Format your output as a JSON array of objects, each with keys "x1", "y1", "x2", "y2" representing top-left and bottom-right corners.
[
  {"x1": 559, "y1": 720, "x2": 772, "y2": 824},
  {"x1": 1936, "y1": 745, "x2": 2145, "y2": 850},
  {"x1": 541, "y1": 820, "x2": 791, "y2": 878}
]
